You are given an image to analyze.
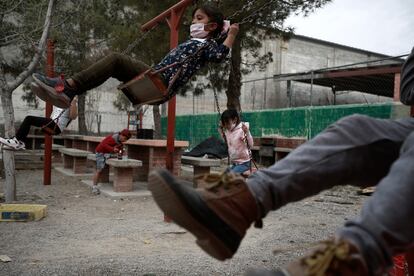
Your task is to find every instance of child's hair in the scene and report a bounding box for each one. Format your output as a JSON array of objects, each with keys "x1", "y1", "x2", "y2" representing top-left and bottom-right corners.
[
  {"x1": 120, "y1": 129, "x2": 132, "y2": 139},
  {"x1": 221, "y1": 109, "x2": 240, "y2": 126},
  {"x1": 192, "y1": 4, "x2": 225, "y2": 39}
]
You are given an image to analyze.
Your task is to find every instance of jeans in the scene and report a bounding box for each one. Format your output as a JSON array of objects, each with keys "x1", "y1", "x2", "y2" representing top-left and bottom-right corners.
[
  {"x1": 16, "y1": 116, "x2": 60, "y2": 143},
  {"x1": 228, "y1": 160, "x2": 251, "y2": 174},
  {"x1": 246, "y1": 114, "x2": 414, "y2": 274}
]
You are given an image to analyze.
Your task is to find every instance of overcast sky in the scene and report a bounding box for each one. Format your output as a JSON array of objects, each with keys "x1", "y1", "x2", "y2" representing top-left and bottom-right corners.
[{"x1": 285, "y1": 0, "x2": 414, "y2": 56}]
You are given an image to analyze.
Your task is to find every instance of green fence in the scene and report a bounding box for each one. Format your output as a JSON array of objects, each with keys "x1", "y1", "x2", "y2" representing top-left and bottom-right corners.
[{"x1": 161, "y1": 103, "x2": 409, "y2": 148}]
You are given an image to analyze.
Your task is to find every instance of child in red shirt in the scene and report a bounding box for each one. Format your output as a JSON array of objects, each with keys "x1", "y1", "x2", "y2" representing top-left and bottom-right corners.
[{"x1": 92, "y1": 129, "x2": 132, "y2": 195}]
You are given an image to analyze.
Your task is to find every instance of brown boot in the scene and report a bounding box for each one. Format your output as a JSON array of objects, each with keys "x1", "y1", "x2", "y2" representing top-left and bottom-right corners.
[
  {"x1": 246, "y1": 238, "x2": 369, "y2": 276},
  {"x1": 148, "y1": 169, "x2": 262, "y2": 261}
]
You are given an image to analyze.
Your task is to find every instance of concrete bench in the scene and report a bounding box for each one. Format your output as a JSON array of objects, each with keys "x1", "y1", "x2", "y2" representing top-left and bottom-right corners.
[
  {"x1": 59, "y1": 148, "x2": 90, "y2": 174},
  {"x1": 274, "y1": 147, "x2": 293, "y2": 162},
  {"x1": 181, "y1": 156, "x2": 221, "y2": 175},
  {"x1": 106, "y1": 158, "x2": 142, "y2": 192},
  {"x1": 41, "y1": 143, "x2": 64, "y2": 163}
]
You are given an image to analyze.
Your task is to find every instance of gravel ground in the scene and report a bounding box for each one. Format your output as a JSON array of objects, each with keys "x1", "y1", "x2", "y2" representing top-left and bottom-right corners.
[{"x1": 0, "y1": 169, "x2": 365, "y2": 276}]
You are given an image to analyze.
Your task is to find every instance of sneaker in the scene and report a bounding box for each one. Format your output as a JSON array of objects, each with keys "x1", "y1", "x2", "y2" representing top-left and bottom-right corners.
[
  {"x1": 246, "y1": 238, "x2": 369, "y2": 276},
  {"x1": 91, "y1": 185, "x2": 100, "y2": 195},
  {"x1": 0, "y1": 137, "x2": 25, "y2": 150},
  {"x1": 31, "y1": 73, "x2": 76, "y2": 108},
  {"x1": 148, "y1": 169, "x2": 262, "y2": 261}
]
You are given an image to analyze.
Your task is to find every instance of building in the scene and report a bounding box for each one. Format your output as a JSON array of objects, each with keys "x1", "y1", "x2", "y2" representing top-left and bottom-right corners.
[{"x1": 175, "y1": 34, "x2": 403, "y2": 115}]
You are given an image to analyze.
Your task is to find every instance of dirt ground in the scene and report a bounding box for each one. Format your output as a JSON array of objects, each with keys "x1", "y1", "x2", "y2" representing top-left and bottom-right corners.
[{"x1": 0, "y1": 168, "x2": 365, "y2": 276}]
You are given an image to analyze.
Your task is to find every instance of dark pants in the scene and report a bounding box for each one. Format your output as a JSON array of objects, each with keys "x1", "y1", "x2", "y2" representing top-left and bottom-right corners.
[
  {"x1": 71, "y1": 53, "x2": 151, "y2": 93},
  {"x1": 16, "y1": 116, "x2": 61, "y2": 143}
]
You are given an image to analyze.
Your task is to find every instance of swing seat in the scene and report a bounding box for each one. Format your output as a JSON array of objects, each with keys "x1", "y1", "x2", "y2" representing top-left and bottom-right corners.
[{"x1": 118, "y1": 69, "x2": 168, "y2": 105}]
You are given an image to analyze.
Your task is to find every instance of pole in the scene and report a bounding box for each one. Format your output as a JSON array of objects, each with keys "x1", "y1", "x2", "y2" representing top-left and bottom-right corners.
[
  {"x1": 141, "y1": 0, "x2": 192, "y2": 222},
  {"x1": 43, "y1": 39, "x2": 54, "y2": 185}
]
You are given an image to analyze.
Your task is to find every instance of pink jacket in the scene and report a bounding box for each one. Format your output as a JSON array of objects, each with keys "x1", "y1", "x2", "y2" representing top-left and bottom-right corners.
[{"x1": 220, "y1": 122, "x2": 254, "y2": 164}]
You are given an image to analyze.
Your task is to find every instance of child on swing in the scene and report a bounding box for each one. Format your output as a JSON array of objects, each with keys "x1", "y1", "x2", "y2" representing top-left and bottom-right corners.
[
  {"x1": 0, "y1": 93, "x2": 78, "y2": 150},
  {"x1": 219, "y1": 109, "x2": 254, "y2": 174},
  {"x1": 31, "y1": 4, "x2": 239, "y2": 108}
]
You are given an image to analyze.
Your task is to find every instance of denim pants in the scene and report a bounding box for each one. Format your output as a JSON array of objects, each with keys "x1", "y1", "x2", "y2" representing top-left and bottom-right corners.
[
  {"x1": 71, "y1": 53, "x2": 151, "y2": 93},
  {"x1": 229, "y1": 160, "x2": 251, "y2": 174},
  {"x1": 246, "y1": 114, "x2": 414, "y2": 274}
]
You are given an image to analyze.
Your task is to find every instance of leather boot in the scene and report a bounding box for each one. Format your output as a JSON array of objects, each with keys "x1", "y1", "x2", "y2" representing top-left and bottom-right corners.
[
  {"x1": 246, "y1": 238, "x2": 369, "y2": 276},
  {"x1": 148, "y1": 169, "x2": 262, "y2": 261}
]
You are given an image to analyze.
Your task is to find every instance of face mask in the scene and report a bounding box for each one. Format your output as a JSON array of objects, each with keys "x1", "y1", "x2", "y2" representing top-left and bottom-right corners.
[{"x1": 190, "y1": 23, "x2": 210, "y2": 39}]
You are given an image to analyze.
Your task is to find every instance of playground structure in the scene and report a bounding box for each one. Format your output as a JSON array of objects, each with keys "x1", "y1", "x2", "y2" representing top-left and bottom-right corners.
[{"x1": 1, "y1": 0, "x2": 414, "y2": 274}]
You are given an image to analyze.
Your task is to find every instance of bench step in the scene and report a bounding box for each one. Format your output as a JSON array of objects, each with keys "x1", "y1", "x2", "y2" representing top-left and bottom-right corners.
[
  {"x1": 181, "y1": 156, "x2": 221, "y2": 167},
  {"x1": 59, "y1": 148, "x2": 90, "y2": 157},
  {"x1": 106, "y1": 158, "x2": 142, "y2": 168}
]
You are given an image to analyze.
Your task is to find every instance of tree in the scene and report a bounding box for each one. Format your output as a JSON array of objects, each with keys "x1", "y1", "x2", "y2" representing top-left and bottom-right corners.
[{"x1": 0, "y1": 0, "x2": 55, "y2": 202}]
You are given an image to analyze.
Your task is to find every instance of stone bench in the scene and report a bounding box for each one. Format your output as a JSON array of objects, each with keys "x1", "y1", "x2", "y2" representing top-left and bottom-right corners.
[
  {"x1": 41, "y1": 143, "x2": 64, "y2": 163},
  {"x1": 59, "y1": 148, "x2": 90, "y2": 174},
  {"x1": 274, "y1": 147, "x2": 293, "y2": 162},
  {"x1": 106, "y1": 158, "x2": 142, "y2": 192},
  {"x1": 181, "y1": 156, "x2": 221, "y2": 175}
]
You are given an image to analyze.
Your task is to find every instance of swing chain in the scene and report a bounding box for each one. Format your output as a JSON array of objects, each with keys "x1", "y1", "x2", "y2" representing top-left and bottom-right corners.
[
  {"x1": 226, "y1": 1, "x2": 256, "y2": 22},
  {"x1": 239, "y1": 0, "x2": 292, "y2": 25},
  {"x1": 122, "y1": 24, "x2": 159, "y2": 55},
  {"x1": 41, "y1": 108, "x2": 67, "y2": 134}
]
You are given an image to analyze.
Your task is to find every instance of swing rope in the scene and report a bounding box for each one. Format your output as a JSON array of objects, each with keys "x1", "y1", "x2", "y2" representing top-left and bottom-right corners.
[{"x1": 41, "y1": 108, "x2": 67, "y2": 135}]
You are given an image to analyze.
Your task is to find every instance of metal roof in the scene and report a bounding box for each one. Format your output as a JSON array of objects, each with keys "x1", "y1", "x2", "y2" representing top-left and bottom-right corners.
[{"x1": 273, "y1": 63, "x2": 403, "y2": 97}]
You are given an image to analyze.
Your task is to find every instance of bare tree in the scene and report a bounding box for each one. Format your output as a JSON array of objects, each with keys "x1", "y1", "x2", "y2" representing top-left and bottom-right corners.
[
  {"x1": 0, "y1": 0, "x2": 55, "y2": 202},
  {"x1": 85, "y1": 90, "x2": 102, "y2": 134}
]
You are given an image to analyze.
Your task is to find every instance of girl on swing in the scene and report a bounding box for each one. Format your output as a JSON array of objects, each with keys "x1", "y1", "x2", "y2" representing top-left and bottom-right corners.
[
  {"x1": 31, "y1": 4, "x2": 239, "y2": 108},
  {"x1": 219, "y1": 109, "x2": 254, "y2": 174},
  {"x1": 0, "y1": 92, "x2": 78, "y2": 150}
]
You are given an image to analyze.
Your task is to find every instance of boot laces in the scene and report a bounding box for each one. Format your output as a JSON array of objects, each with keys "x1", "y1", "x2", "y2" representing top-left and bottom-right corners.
[
  {"x1": 302, "y1": 240, "x2": 352, "y2": 276},
  {"x1": 195, "y1": 172, "x2": 242, "y2": 191},
  {"x1": 195, "y1": 171, "x2": 264, "y2": 229}
]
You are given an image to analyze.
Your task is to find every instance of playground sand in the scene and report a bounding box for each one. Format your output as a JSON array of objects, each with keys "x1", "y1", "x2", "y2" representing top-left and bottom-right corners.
[{"x1": 0, "y1": 169, "x2": 364, "y2": 275}]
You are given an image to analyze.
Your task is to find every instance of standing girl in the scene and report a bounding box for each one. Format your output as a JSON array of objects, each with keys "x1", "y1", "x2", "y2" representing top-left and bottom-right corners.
[
  {"x1": 219, "y1": 109, "x2": 254, "y2": 174},
  {"x1": 31, "y1": 4, "x2": 239, "y2": 108}
]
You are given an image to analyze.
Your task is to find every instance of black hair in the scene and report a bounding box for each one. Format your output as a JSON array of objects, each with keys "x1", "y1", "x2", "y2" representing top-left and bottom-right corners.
[
  {"x1": 221, "y1": 109, "x2": 240, "y2": 126},
  {"x1": 192, "y1": 4, "x2": 224, "y2": 39}
]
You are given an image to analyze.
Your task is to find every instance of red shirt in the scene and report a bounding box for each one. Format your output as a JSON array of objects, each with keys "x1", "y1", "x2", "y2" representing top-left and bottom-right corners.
[{"x1": 95, "y1": 134, "x2": 122, "y2": 153}]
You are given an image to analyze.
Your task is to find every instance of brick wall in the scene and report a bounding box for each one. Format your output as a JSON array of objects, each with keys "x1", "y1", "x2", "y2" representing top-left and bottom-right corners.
[{"x1": 129, "y1": 146, "x2": 182, "y2": 181}]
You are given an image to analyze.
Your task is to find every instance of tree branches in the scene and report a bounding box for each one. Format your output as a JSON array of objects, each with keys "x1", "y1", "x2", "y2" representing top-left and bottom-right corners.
[{"x1": 6, "y1": 0, "x2": 55, "y2": 93}]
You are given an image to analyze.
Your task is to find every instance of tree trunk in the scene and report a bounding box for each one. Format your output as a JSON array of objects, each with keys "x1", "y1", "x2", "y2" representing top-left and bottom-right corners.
[
  {"x1": 226, "y1": 36, "x2": 242, "y2": 111},
  {"x1": 153, "y1": 105, "x2": 162, "y2": 139},
  {"x1": 96, "y1": 114, "x2": 102, "y2": 135},
  {"x1": 78, "y1": 93, "x2": 87, "y2": 134},
  {"x1": 1, "y1": 91, "x2": 17, "y2": 202},
  {"x1": 0, "y1": 0, "x2": 55, "y2": 202}
]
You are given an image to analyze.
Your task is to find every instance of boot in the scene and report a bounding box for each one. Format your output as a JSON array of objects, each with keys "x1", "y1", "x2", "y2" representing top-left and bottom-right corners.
[
  {"x1": 148, "y1": 169, "x2": 262, "y2": 261},
  {"x1": 246, "y1": 238, "x2": 369, "y2": 276}
]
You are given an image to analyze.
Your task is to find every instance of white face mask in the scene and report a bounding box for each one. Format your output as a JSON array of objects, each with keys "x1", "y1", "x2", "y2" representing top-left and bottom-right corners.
[{"x1": 190, "y1": 23, "x2": 210, "y2": 39}]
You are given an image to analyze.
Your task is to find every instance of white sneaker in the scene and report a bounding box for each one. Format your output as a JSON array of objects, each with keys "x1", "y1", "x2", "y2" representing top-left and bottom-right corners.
[
  {"x1": 0, "y1": 137, "x2": 25, "y2": 150},
  {"x1": 91, "y1": 185, "x2": 100, "y2": 195}
]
